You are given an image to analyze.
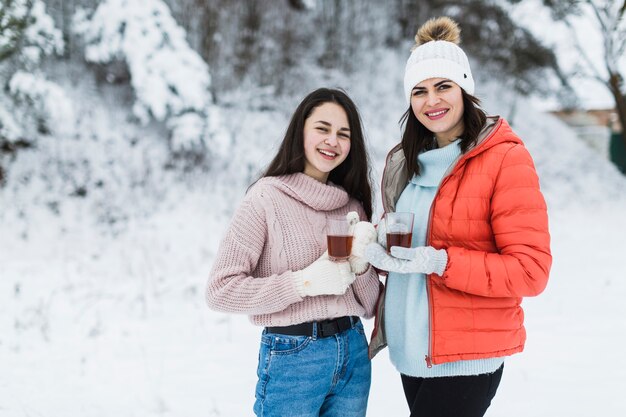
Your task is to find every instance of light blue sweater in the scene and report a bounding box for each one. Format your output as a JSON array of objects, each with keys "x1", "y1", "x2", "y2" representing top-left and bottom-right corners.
[{"x1": 384, "y1": 140, "x2": 505, "y2": 377}]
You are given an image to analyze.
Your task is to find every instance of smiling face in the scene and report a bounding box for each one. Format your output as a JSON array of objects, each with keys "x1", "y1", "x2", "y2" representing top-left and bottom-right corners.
[
  {"x1": 411, "y1": 78, "x2": 465, "y2": 147},
  {"x1": 302, "y1": 102, "x2": 351, "y2": 183}
]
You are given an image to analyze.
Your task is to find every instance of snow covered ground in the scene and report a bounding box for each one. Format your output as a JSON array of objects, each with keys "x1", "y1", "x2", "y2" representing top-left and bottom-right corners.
[
  {"x1": 2, "y1": 183, "x2": 625, "y2": 416},
  {"x1": 2, "y1": 37, "x2": 626, "y2": 417}
]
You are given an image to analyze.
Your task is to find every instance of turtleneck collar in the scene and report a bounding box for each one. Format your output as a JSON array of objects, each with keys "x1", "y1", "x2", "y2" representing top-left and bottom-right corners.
[
  {"x1": 259, "y1": 172, "x2": 350, "y2": 211},
  {"x1": 410, "y1": 140, "x2": 462, "y2": 187}
]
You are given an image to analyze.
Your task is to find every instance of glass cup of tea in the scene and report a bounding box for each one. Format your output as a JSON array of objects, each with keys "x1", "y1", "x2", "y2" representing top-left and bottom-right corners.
[
  {"x1": 326, "y1": 215, "x2": 354, "y2": 262},
  {"x1": 384, "y1": 212, "x2": 414, "y2": 253}
]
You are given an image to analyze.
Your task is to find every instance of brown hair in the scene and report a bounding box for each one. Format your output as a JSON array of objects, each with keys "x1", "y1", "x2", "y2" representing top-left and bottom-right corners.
[
  {"x1": 261, "y1": 88, "x2": 373, "y2": 220},
  {"x1": 399, "y1": 90, "x2": 487, "y2": 177}
]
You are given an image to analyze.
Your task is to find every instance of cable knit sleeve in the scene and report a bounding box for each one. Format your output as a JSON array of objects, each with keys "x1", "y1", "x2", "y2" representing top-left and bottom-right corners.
[
  {"x1": 348, "y1": 201, "x2": 381, "y2": 318},
  {"x1": 351, "y1": 266, "x2": 381, "y2": 318},
  {"x1": 206, "y1": 187, "x2": 303, "y2": 315}
]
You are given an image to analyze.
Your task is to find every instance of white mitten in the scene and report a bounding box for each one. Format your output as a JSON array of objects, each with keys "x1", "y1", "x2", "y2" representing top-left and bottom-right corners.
[
  {"x1": 376, "y1": 219, "x2": 387, "y2": 249},
  {"x1": 346, "y1": 211, "x2": 360, "y2": 230},
  {"x1": 364, "y1": 242, "x2": 448, "y2": 276},
  {"x1": 293, "y1": 251, "x2": 357, "y2": 297},
  {"x1": 349, "y1": 221, "x2": 377, "y2": 274}
]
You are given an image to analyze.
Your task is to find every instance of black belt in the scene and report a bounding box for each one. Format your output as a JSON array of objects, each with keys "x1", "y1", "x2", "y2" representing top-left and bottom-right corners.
[{"x1": 266, "y1": 316, "x2": 359, "y2": 338}]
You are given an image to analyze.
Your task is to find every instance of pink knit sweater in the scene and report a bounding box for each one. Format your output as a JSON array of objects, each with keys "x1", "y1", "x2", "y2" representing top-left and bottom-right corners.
[{"x1": 206, "y1": 173, "x2": 381, "y2": 327}]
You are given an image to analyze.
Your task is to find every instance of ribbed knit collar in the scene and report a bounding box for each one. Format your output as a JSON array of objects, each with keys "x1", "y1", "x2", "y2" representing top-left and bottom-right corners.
[
  {"x1": 260, "y1": 172, "x2": 350, "y2": 211},
  {"x1": 411, "y1": 140, "x2": 462, "y2": 187}
]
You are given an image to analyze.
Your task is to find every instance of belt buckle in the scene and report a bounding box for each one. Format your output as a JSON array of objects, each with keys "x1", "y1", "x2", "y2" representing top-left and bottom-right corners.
[{"x1": 318, "y1": 319, "x2": 339, "y2": 338}]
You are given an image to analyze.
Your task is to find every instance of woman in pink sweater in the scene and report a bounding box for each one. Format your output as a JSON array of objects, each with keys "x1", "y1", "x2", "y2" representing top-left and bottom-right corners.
[{"x1": 207, "y1": 88, "x2": 381, "y2": 417}]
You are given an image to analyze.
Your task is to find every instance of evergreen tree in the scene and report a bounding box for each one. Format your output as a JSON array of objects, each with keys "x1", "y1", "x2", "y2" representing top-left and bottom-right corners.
[
  {"x1": 0, "y1": 0, "x2": 65, "y2": 185},
  {"x1": 74, "y1": 0, "x2": 223, "y2": 161}
]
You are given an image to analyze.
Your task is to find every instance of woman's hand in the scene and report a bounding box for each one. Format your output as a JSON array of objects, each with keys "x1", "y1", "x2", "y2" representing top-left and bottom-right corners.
[
  {"x1": 349, "y1": 221, "x2": 377, "y2": 274},
  {"x1": 375, "y1": 219, "x2": 387, "y2": 249},
  {"x1": 293, "y1": 251, "x2": 356, "y2": 297},
  {"x1": 364, "y1": 242, "x2": 448, "y2": 276}
]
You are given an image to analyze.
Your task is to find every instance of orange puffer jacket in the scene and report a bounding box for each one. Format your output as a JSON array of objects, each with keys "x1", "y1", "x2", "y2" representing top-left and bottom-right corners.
[{"x1": 369, "y1": 116, "x2": 552, "y2": 365}]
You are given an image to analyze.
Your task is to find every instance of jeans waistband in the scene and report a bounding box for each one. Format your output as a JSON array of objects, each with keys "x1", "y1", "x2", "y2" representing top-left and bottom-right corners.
[{"x1": 266, "y1": 316, "x2": 359, "y2": 338}]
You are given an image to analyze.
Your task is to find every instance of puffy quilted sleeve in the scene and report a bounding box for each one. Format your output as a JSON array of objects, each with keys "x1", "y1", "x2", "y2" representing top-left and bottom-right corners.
[
  {"x1": 206, "y1": 186, "x2": 303, "y2": 314},
  {"x1": 440, "y1": 144, "x2": 552, "y2": 297}
]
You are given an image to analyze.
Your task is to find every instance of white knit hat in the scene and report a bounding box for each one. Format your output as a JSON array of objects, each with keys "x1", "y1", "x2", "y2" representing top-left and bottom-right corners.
[{"x1": 403, "y1": 17, "x2": 474, "y2": 104}]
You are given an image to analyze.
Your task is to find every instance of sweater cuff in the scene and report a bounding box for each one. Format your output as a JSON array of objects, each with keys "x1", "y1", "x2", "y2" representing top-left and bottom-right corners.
[
  {"x1": 291, "y1": 270, "x2": 307, "y2": 298},
  {"x1": 350, "y1": 255, "x2": 370, "y2": 275},
  {"x1": 432, "y1": 249, "x2": 448, "y2": 277}
]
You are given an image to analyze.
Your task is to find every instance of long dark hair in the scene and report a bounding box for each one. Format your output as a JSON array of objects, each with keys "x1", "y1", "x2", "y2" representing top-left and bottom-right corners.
[
  {"x1": 400, "y1": 89, "x2": 487, "y2": 177},
  {"x1": 261, "y1": 88, "x2": 373, "y2": 220}
]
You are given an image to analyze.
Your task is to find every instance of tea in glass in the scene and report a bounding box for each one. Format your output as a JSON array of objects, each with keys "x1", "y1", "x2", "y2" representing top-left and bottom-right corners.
[
  {"x1": 384, "y1": 212, "x2": 414, "y2": 253},
  {"x1": 326, "y1": 215, "x2": 354, "y2": 262}
]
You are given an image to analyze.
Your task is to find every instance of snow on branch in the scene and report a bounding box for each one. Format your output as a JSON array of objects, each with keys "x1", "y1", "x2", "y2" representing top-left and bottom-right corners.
[
  {"x1": 8, "y1": 71, "x2": 75, "y2": 138},
  {"x1": 0, "y1": 101, "x2": 23, "y2": 144},
  {"x1": 0, "y1": 0, "x2": 63, "y2": 66},
  {"x1": 0, "y1": 1, "x2": 69, "y2": 147},
  {"x1": 74, "y1": 0, "x2": 212, "y2": 125},
  {"x1": 24, "y1": 0, "x2": 63, "y2": 61}
]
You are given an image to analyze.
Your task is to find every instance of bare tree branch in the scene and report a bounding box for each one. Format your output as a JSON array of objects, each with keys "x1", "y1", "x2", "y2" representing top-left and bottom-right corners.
[
  {"x1": 562, "y1": 17, "x2": 606, "y2": 82},
  {"x1": 616, "y1": 31, "x2": 626, "y2": 57},
  {"x1": 585, "y1": 0, "x2": 609, "y2": 34},
  {"x1": 615, "y1": 0, "x2": 626, "y2": 56}
]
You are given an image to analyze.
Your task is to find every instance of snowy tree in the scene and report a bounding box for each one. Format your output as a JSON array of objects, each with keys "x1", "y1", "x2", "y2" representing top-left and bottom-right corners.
[
  {"x1": 0, "y1": 0, "x2": 66, "y2": 183},
  {"x1": 0, "y1": 0, "x2": 63, "y2": 67},
  {"x1": 9, "y1": 70, "x2": 74, "y2": 137},
  {"x1": 0, "y1": 0, "x2": 33, "y2": 63},
  {"x1": 170, "y1": 0, "x2": 561, "y2": 99},
  {"x1": 73, "y1": 0, "x2": 222, "y2": 157},
  {"x1": 0, "y1": 0, "x2": 65, "y2": 142}
]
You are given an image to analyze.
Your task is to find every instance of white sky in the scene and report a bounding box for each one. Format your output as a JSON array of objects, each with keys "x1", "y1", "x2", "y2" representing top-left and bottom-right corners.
[{"x1": 513, "y1": 0, "x2": 626, "y2": 110}]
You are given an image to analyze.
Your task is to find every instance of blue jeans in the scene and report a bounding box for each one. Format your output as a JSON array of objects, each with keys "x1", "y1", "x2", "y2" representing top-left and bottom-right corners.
[{"x1": 254, "y1": 320, "x2": 371, "y2": 417}]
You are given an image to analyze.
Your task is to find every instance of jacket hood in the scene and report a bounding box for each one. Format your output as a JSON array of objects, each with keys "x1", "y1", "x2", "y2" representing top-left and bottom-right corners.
[
  {"x1": 461, "y1": 116, "x2": 522, "y2": 158},
  {"x1": 381, "y1": 116, "x2": 522, "y2": 212}
]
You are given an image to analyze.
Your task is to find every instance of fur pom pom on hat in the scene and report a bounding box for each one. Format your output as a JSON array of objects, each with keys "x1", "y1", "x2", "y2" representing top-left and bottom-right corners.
[{"x1": 403, "y1": 17, "x2": 474, "y2": 104}]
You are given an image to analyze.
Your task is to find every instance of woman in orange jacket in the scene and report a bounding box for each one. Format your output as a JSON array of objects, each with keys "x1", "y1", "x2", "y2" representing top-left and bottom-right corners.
[{"x1": 364, "y1": 17, "x2": 552, "y2": 417}]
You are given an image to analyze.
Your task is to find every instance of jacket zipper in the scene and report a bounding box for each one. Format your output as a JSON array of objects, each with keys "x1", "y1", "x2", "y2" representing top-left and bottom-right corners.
[
  {"x1": 385, "y1": 120, "x2": 501, "y2": 366},
  {"x1": 424, "y1": 150, "x2": 463, "y2": 367},
  {"x1": 424, "y1": 193, "x2": 437, "y2": 368},
  {"x1": 424, "y1": 172, "x2": 454, "y2": 367},
  {"x1": 423, "y1": 119, "x2": 504, "y2": 367}
]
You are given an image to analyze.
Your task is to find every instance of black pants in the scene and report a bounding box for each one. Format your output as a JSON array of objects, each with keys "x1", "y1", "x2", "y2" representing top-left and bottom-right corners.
[{"x1": 400, "y1": 364, "x2": 504, "y2": 417}]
